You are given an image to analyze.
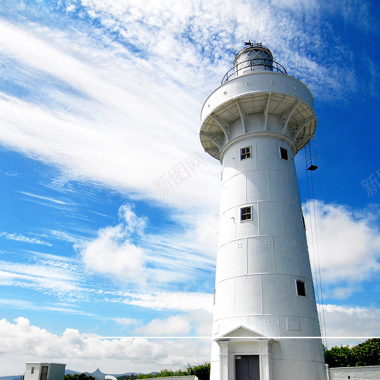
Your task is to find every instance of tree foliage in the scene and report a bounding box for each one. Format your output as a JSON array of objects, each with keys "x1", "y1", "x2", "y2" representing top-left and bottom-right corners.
[
  {"x1": 64, "y1": 373, "x2": 95, "y2": 380},
  {"x1": 188, "y1": 363, "x2": 210, "y2": 380},
  {"x1": 64, "y1": 374, "x2": 95, "y2": 380},
  {"x1": 352, "y1": 339, "x2": 380, "y2": 366},
  {"x1": 135, "y1": 363, "x2": 210, "y2": 379},
  {"x1": 324, "y1": 339, "x2": 380, "y2": 368}
]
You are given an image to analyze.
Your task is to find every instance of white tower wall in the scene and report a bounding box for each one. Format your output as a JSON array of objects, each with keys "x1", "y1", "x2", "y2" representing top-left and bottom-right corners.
[{"x1": 200, "y1": 43, "x2": 327, "y2": 380}]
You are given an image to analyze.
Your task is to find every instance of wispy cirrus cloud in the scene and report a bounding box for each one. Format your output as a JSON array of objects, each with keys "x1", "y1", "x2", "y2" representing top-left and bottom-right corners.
[
  {"x1": 0, "y1": 232, "x2": 52, "y2": 246},
  {"x1": 0, "y1": 1, "x2": 379, "y2": 375},
  {"x1": 0, "y1": 0, "x2": 375, "y2": 220},
  {"x1": 0, "y1": 250, "x2": 85, "y2": 300},
  {"x1": 0, "y1": 297, "x2": 99, "y2": 318},
  {"x1": 19, "y1": 191, "x2": 68, "y2": 205},
  {"x1": 120, "y1": 291, "x2": 213, "y2": 313}
]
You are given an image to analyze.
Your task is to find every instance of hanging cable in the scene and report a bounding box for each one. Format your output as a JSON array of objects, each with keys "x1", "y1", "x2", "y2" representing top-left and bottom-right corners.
[{"x1": 305, "y1": 141, "x2": 327, "y2": 347}]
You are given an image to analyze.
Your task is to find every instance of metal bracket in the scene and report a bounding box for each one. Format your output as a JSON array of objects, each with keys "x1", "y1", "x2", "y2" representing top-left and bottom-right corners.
[
  {"x1": 210, "y1": 113, "x2": 231, "y2": 142},
  {"x1": 281, "y1": 99, "x2": 301, "y2": 133},
  {"x1": 235, "y1": 98, "x2": 246, "y2": 133},
  {"x1": 200, "y1": 132, "x2": 222, "y2": 150},
  {"x1": 263, "y1": 93, "x2": 272, "y2": 131}
]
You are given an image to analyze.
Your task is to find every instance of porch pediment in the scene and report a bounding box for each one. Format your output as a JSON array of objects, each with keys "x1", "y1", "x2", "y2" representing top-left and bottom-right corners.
[{"x1": 221, "y1": 325, "x2": 267, "y2": 338}]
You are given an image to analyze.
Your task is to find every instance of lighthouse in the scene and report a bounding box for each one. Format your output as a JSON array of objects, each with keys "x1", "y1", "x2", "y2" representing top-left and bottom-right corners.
[{"x1": 200, "y1": 43, "x2": 327, "y2": 380}]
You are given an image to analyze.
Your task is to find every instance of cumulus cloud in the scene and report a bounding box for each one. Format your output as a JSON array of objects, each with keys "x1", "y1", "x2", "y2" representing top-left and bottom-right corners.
[
  {"x1": 0, "y1": 317, "x2": 210, "y2": 376},
  {"x1": 1, "y1": 304, "x2": 378, "y2": 375},
  {"x1": 304, "y1": 201, "x2": 380, "y2": 299},
  {"x1": 320, "y1": 304, "x2": 380, "y2": 347},
  {"x1": 79, "y1": 205, "x2": 147, "y2": 283},
  {"x1": 77, "y1": 204, "x2": 166, "y2": 284},
  {"x1": 78, "y1": 204, "x2": 216, "y2": 287}
]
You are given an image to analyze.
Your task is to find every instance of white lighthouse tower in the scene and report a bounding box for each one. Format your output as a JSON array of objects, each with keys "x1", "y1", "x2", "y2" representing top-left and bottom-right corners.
[{"x1": 200, "y1": 43, "x2": 327, "y2": 380}]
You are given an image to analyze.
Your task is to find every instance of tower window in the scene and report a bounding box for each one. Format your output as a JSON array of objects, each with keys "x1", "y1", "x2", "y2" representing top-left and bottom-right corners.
[
  {"x1": 240, "y1": 146, "x2": 251, "y2": 160},
  {"x1": 241, "y1": 206, "x2": 252, "y2": 221},
  {"x1": 280, "y1": 147, "x2": 288, "y2": 160},
  {"x1": 296, "y1": 280, "x2": 306, "y2": 297}
]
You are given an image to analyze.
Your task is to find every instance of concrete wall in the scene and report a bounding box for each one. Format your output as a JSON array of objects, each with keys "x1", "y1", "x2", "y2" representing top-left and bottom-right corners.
[
  {"x1": 328, "y1": 365, "x2": 380, "y2": 380},
  {"x1": 46, "y1": 364, "x2": 65, "y2": 380},
  {"x1": 25, "y1": 363, "x2": 42, "y2": 380}
]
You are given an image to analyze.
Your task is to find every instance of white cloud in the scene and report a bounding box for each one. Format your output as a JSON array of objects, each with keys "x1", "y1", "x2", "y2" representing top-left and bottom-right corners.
[
  {"x1": 19, "y1": 191, "x2": 68, "y2": 205},
  {"x1": 1, "y1": 304, "x2": 378, "y2": 375},
  {"x1": 121, "y1": 291, "x2": 213, "y2": 313},
  {"x1": 0, "y1": 232, "x2": 52, "y2": 246},
  {"x1": 0, "y1": 0, "x2": 372, "y2": 221},
  {"x1": 48, "y1": 230, "x2": 83, "y2": 244},
  {"x1": 304, "y1": 201, "x2": 380, "y2": 298},
  {"x1": 171, "y1": 212, "x2": 219, "y2": 258},
  {"x1": 0, "y1": 253, "x2": 85, "y2": 300},
  {"x1": 134, "y1": 315, "x2": 192, "y2": 337},
  {"x1": 78, "y1": 204, "x2": 216, "y2": 286},
  {"x1": 132, "y1": 311, "x2": 212, "y2": 338},
  {"x1": 114, "y1": 317, "x2": 140, "y2": 327},
  {"x1": 186, "y1": 310, "x2": 213, "y2": 337},
  {"x1": 320, "y1": 304, "x2": 380, "y2": 347},
  {"x1": 78, "y1": 204, "x2": 167, "y2": 285},
  {"x1": 0, "y1": 2, "x2": 379, "y2": 374},
  {"x1": 0, "y1": 317, "x2": 210, "y2": 376},
  {"x1": 79, "y1": 222, "x2": 146, "y2": 283}
]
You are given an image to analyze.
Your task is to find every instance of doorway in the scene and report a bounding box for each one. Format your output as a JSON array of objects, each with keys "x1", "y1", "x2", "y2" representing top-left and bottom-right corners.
[
  {"x1": 40, "y1": 366, "x2": 48, "y2": 380},
  {"x1": 235, "y1": 355, "x2": 260, "y2": 380}
]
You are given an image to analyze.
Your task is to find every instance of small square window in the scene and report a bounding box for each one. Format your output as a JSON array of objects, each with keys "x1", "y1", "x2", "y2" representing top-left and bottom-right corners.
[
  {"x1": 241, "y1": 206, "x2": 252, "y2": 221},
  {"x1": 280, "y1": 147, "x2": 288, "y2": 160},
  {"x1": 296, "y1": 280, "x2": 306, "y2": 297},
  {"x1": 240, "y1": 146, "x2": 251, "y2": 160}
]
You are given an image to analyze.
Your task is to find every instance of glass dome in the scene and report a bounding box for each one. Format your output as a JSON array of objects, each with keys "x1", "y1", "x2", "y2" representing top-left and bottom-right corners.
[{"x1": 234, "y1": 43, "x2": 274, "y2": 75}]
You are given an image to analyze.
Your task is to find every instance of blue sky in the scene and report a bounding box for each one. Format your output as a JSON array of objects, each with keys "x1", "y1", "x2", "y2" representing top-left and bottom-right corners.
[{"x1": 0, "y1": 0, "x2": 379, "y2": 376}]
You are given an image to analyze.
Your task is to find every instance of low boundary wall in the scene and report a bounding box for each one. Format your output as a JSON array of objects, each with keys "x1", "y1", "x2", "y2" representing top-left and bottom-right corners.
[{"x1": 328, "y1": 365, "x2": 380, "y2": 380}]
